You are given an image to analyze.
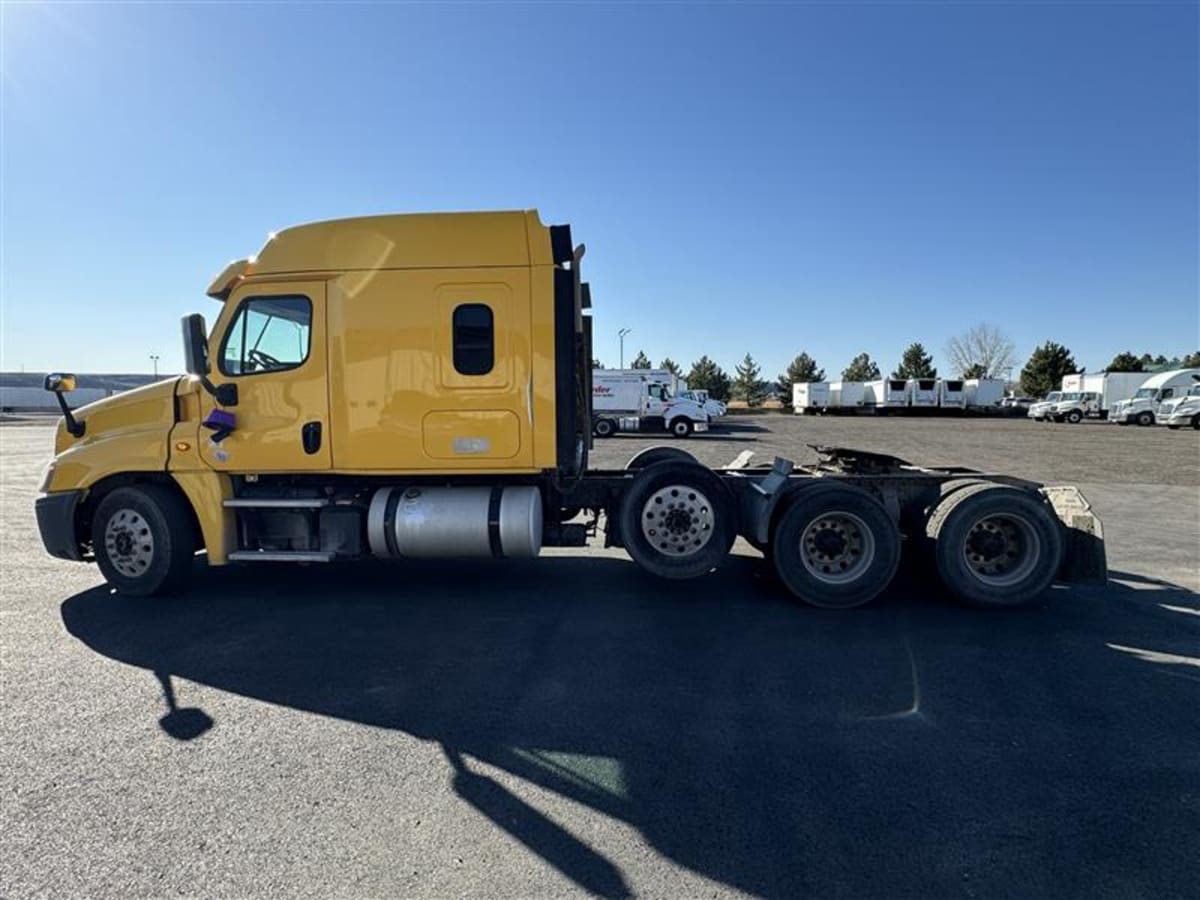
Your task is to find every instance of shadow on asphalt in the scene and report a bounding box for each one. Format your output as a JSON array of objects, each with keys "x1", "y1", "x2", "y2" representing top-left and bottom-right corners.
[{"x1": 61, "y1": 557, "x2": 1199, "y2": 898}]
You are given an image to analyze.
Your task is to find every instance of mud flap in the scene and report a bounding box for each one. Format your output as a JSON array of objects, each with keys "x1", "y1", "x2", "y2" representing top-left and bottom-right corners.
[{"x1": 1042, "y1": 486, "x2": 1107, "y2": 586}]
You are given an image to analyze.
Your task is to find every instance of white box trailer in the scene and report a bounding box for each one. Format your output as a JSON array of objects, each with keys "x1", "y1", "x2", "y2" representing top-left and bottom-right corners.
[
  {"x1": 908, "y1": 378, "x2": 939, "y2": 409},
  {"x1": 964, "y1": 378, "x2": 1004, "y2": 409},
  {"x1": 829, "y1": 381, "x2": 866, "y2": 410},
  {"x1": 866, "y1": 379, "x2": 908, "y2": 413},
  {"x1": 939, "y1": 379, "x2": 966, "y2": 410},
  {"x1": 793, "y1": 382, "x2": 830, "y2": 414}
]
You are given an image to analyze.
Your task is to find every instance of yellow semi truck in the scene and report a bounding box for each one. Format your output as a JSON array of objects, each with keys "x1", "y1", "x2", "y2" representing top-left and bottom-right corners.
[{"x1": 35, "y1": 211, "x2": 1106, "y2": 608}]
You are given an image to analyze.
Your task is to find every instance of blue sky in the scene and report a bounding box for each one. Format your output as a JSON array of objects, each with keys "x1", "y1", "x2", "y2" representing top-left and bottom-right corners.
[{"x1": 2, "y1": 1, "x2": 1196, "y2": 379}]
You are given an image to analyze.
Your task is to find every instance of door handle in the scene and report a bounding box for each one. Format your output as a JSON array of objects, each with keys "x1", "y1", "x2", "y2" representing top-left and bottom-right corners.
[{"x1": 302, "y1": 421, "x2": 322, "y2": 455}]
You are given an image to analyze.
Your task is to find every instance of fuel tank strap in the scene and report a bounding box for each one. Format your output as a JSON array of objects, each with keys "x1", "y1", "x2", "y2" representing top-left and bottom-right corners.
[{"x1": 487, "y1": 487, "x2": 504, "y2": 558}]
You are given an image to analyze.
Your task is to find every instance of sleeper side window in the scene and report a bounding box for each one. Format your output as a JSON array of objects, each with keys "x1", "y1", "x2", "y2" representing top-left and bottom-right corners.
[
  {"x1": 452, "y1": 304, "x2": 494, "y2": 375},
  {"x1": 220, "y1": 295, "x2": 312, "y2": 376}
]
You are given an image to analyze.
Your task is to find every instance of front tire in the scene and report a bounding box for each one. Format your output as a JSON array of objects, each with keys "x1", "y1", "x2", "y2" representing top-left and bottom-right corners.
[
  {"x1": 93, "y1": 485, "x2": 197, "y2": 596},
  {"x1": 619, "y1": 461, "x2": 735, "y2": 579},
  {"x1": 770, "y1": 483, "x2": 900, "y2": 609},
  {"x1": 669, "y1": 418, "x2": 694, "y2": 438},
  {"x1": 1192, "y1": 414, "x2": 1200, "y2": 431},
  {"x1": 1065, "y1": 409, "x2": 1083, "y2": 424},
  {"x1": 1135, "y1": 411, "x2": 1154, "y2": 427},
  {"x1": 925, "y1": 484, "x2": 1063, "y2": 608}
]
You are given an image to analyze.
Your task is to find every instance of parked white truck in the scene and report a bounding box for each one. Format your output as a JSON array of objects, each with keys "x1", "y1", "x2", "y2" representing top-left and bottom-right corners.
[
  {"x1": 592, "y1": 371, "x2": 709, "y2": 437},
  {"x1": 678, "y1": 388, "x2": 726, "y2": 419},
  {"x1": 792, "y1": 382, "x2": 830, "y2": 414},
  {"x1": 1027, "y1": 391, "x2": 1062, "y2": 421},
  {"x1": 963, "y1": 378, "x2": 1005, "y2": 410},
  {"x1": 1110, "y1": 368, "x2": 1200, "y2": 426},
  {"x1": 828, "y1": 381, "x2": 867, "y2": 412},
  {"x1": 908, "y1": 378, "x2": 939, "y2": 410},
  {"x1": 1050, "y1": 371, "x2": 1146, "y2": 423},
  {"x1": 1157, "y1": 378, "x2": 1200, "y2": 429}
]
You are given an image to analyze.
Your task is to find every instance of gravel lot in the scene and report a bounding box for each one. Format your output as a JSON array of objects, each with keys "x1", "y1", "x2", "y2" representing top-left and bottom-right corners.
[{"x1": 2, "y1": 417, "x2": 1198, "y2": 898}]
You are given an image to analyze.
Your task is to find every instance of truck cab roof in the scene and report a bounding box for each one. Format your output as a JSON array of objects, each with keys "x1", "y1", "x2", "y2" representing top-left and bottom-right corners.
[{"x1": 207, "y1": 210, "x2": 552, "y2": 299}]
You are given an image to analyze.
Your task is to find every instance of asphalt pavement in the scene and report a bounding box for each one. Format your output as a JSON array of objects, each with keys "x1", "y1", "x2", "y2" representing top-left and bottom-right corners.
[{"x1": 2, "y1": 418, "x2": 1197, "y2": 898}]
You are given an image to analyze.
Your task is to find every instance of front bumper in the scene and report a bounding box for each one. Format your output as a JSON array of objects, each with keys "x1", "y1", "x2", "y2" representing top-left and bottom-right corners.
[{"x1": 35, "y1": 490, "x2": 84, "y2": 560}]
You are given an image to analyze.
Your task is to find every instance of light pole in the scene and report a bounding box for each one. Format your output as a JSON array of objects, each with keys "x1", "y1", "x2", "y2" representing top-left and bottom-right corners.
[
  {"x1": 618, "y1": 328, "x2": 632, "y2": 369},
  {"x1": 149, "y1": 355, "x2": 160, "y2": 379}
]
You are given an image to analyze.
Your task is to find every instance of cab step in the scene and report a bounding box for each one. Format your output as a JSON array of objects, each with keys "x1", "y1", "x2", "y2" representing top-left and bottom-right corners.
[
  {"x1": 223, "y1": 498, "x2": 329, "y2": 509},
  {"x1": 227, "y1": 550, "x2": 335, "y2": 563}
]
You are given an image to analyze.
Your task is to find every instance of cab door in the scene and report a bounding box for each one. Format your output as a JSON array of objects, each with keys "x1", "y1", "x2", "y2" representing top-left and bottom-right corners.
[{"x1": 200, "y1": 281, "x2": 331, "y2": 472}]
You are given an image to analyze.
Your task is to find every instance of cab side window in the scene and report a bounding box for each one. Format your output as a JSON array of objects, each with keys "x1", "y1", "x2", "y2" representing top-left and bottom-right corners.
[
  {"x1": 221, "y1": 296, "x2": 312, "y2": 376},
  {"x1": 452, "y1": 304, "x2": 494, "y2": 375}
]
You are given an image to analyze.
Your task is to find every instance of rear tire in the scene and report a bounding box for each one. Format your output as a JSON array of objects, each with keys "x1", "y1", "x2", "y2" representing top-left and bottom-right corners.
[
  {"x1": 770, "y1": 483, "x2": 900, "y2": 609},
  {"x1": 1135, "y1": 411, "x2": 1154, "y2": 427},
  {"x1": 93, "y1": 485, "x2": 197, "y2": 597},
  {"x1": 669, "y1": 418, "x2": 694, "y2": 438},
  {"x1": 619, "y1": 461, "x2": 735, "y2": 579},
  {"x1": 594, "y1": 418, "x2": 616, "y2": 438},
  {"x1": 925, "y1": 483, "x2": 1062, "y2": 608}
]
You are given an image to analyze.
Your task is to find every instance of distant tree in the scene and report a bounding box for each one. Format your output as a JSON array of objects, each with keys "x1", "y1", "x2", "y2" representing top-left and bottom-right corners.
[
  {"x1": 776, "y1": 353, "x2": 826, "y2": 409},
  {"x1": 891, "y1": 342, "x2": 937, "y2": 379},
  {"x1": 842, "y1": 352, "x2": 881, "y2": 382},
  {"x1": 591, "y1": 358, "x2": 604, "y2": 369},
  {"x1": 1182, "y1": 351, "x2": 1200, "y2": 368},
  {"x1": 962, "y1": 363, "x2": 988, "y2": 379},
  {"x1": 732, "y1": 353, "x2": 766, "y2": 407},
  {"x1": 658, "y1": 358, "x2": 682, "y2": 377},
  {"x1": 946, "y1": 323, "x2": 1016, "y2": 378},
  {"x1": 1020, "y1": 341, "x2": 1079, "y2": 398},
  {"x1": 686, "y1": 356, "x2": 732, "y2": 401},
  {"x1": 1106, "y1": 351, "x2": 1144, "y2": 373},
  {"x1": 630, "y1": 351, "x2": 651, "y2": 370}
]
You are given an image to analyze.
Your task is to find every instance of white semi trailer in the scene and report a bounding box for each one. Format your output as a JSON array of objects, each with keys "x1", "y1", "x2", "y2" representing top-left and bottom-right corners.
[
  {"x1": 908, "y1": 378, "x2": 939, "y2": 410},
  {"x1": 829, "y1": 381, "x2": 866, "y2": 412},
  {"x1": 964, "y1": 378, "x2": 1005, "y2": 410},
  {"x1": 866, "y1": 379, "x2": 908, "y2": 414},
  {"x1": 792, "y1": 382, "x2": 830, "y2": 414},
  {"x1": 939, "y1": 379, "x2": 966, "y2": 411}
]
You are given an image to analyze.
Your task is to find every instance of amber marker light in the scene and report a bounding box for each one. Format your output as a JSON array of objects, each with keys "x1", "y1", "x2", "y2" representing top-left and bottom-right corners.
[{"x1": 175, "y1": 442, "x2": 191, "y2": 452}]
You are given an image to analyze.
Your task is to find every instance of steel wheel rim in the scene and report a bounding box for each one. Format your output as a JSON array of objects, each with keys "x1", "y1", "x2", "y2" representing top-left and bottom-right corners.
[
  {"x1": 642, "y1": 484, "x2": 714, "y2": 557},
  {"x1": 961, "y1": 513, "x2": 1040, "y2": 586},
  {"x1": 799, "y1": 511, "x2": 875, "y2": 584},
  {"x1": 104, "y1": 508, "x2": 155, "y2": 578}
]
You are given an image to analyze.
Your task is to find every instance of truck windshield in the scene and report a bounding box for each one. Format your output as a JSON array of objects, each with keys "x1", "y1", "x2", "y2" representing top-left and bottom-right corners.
[
  {"x1": 1060, "y1": 392, "x2": 1080, "y2": 401},
  {"x1": 1133, "y1": 387, "x2": 1156, "y2": 399}
]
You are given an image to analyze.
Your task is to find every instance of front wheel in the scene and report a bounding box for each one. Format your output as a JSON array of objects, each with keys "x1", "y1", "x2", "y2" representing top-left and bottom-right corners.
[
  {"x1": 1192, "y1": 414, "x2": 1200, "y2": 431},
  {"x1": 669, "y1": 418, "x2": 694, "y2": 438},
  {"x1": 1065, "y1": 409, "x2": 1083, "y2": 424},
  {"x1": 925, "y1": 484, "x2": 1063, "y2": 608},
  {"x1": 1135, "y1": 411, "x2": 1154, "y2": 427},
  {"x1": 619, "y1": 461, "x2": 735, "y2": 579},
  {"x1": 770, "y1": 483, "x2": 900, "y2": 609},
  {"x1": 93, "y1": 485, "x2": 197, "y2": 596}
]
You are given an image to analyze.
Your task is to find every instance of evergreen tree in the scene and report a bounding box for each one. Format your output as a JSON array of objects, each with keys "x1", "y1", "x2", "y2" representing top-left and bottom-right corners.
[
  {"x1": 842, "y1": 352, "x2": 881, "y2": 382},
  {"x1": 658, "y1": 358, "x2": 682, "y2": 377},
  {"x1": 591, "y1": 358, "x2": 604, "y2": 369},
  {"x1": 1020, "y1": 341, "x2": 1080, "y2": 397},
  {"x1": 1183, "y1": 351, "x2": 1200, "y2": 368},
  {"x1": 962, "y1": 363, "x2": 988, "y2": 379},
  {"x1": 776, "y1": 353, "x2": 826, "y2": 409},
  {"x1": 1106, "y1": 351, "x2": 1144, "y2": 373},
  {"x1": 891, "y1": 342, "x2": 937, "y2": 379},
  {"x1": 732, "y1": 353, "x2": 766, "y2": 407},
  {"x1": 630, "y1": 350, "x2": 651, "y2": 370},
  {"x1": 686, "y1": 355, "x2": 732, "y2": 401}
]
